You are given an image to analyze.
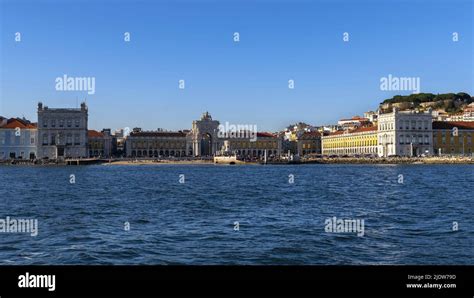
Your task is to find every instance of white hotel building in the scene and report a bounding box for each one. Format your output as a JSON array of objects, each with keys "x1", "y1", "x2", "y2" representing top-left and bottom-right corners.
[{"x1": 377, "y1": 108, "x2": 433, "y2": 157}]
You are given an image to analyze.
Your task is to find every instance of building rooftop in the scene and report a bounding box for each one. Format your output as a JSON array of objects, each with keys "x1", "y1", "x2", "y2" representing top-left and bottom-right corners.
[
  {"x1": 88, "y1": 130, "x2": 105, "y2": 138},
  {"x1": 327, "y1": 125, "x2": 377, "y2": 136},
  {"x1": 256, "y1": 132, "x2": 277, "y2": 138},
  {"x1": 339, "y1": 116, "x2": 369, "y2": 122},
  {"x1": 38, "y1": 108, "x2": 85, "y2": 113},
  {"x1": 432, "y1": 121, "x2": 474, "y2": 130},
  {"x1": 37, "y1": 102, "x2": 87, "y2": 113},
  {"x1": 130, "y1": 131, "x2": 187, "y2": 137},
  {"x1": 0, "y1": 118, "x2": 37, "y2": 129}
]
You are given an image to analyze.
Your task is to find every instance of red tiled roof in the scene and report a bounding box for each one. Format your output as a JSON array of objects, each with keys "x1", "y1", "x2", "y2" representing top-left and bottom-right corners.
[
  {"x1": 257, "y1": 132, "x2": 276, "y2": 138},
  {"x1": 130, "y1": 131, "x2": 187, "y2": 137},
  {"x1": 328, "y1": 125, "x2": 377, "y2": 136},
  {"x1": 0, "y1": 118, "x2": 37, "y2": 129},
  {"x1": 433, "y1": 121, "x2": 474, "y2": 130},
  {"x1": 88, "y1": 130, "x2": 104, "y2": 138},
  {"x1": 352, "y1": 126, "x2": 378, "y2": 133},
  {"x1": 329, "y1": 130, "x2": 345, "y2": 136},
  {"x1": 339, "y1": 117, "x2": 369, "y2": 122}
]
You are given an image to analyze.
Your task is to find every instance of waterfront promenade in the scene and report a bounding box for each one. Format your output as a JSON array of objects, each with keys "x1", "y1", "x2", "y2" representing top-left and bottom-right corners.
[{"x1": 1, "y1": 156, "x2": 473, "y2": 166}]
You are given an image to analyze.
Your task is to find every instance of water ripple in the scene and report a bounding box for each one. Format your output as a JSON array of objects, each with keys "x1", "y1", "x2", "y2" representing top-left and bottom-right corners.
[{"x1": 0, "y1": 164, "x2": 472, "y2": 264}]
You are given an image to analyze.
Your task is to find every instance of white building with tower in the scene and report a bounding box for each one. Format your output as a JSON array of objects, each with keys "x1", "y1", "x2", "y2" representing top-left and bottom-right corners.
[{"x1": 37, "y1": 102, "x2": 89, "y2": 159}]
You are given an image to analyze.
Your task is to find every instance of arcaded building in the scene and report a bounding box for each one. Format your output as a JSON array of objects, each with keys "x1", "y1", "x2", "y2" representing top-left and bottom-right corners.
[
  {"x1": 126, "y1": 130, "x2": 189, "y2": 158},
  {"x1": 225, "y1": 132, "x2": 281, "y2": 158},
  {"x1": 125, "y1": 112, "x2": 281, "y2": 158},
  {"x1": 322, "y1": 126, "x2": 378, "y2": 156}
]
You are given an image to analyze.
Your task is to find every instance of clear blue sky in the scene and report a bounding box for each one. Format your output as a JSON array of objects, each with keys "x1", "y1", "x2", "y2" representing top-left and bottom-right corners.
[{"x1": 1, "y1": 0, "x2": 473, "y2": 132}]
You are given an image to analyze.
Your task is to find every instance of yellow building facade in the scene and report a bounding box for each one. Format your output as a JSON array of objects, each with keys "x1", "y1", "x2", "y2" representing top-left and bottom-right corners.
[
  {"x1": 322, "y1": 126, "x2": 378, "y2": 156},
  {"x1": 433, "y1": 121, "x2": 474, "y2": 155}
]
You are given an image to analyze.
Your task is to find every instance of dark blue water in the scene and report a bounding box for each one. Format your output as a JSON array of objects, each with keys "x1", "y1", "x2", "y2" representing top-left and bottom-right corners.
[{"x1": 0, "y1": 164, "x2": 472, "y2": 265}]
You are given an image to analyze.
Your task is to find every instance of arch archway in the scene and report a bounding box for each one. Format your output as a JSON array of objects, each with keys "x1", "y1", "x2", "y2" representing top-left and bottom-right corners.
[{"x1": 200, "y1": 133, "x2": 212, "y2": 156}]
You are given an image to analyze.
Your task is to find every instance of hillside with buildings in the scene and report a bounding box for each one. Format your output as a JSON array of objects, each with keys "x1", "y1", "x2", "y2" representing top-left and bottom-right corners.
[{"x1": 380, "y1": 92, "x2": 473, "y2": 114}]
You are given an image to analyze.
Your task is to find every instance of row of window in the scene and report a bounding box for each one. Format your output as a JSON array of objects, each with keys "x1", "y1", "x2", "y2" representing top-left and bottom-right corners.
[
  {"x1": 0, "y1": 151, "x2": 36, "y2": 159},
  {"x1": 229, "y1": 141, "x2": 278, "y2": 149},
  {"x1": 301, "y1": 143, "x2": 319, "y2": 149},
  {"x1": 0, "y1": 136, "x2": 36, "y2": 145},
  {"x1": 41, "y1": 133, "x2": 82, "y2": 146},
  {"x1": 235, "y1": 149, "x2": 279, "y2": 157},
  {"x1": 397, "y1": 135, "x2": 430, "y2": 145},
  {"x1": 436, "y1": 135, "x2": 473, "y2": 145},
  {"x1": 323, "y1": 141, "x2": 377, "y2": 148},
  {"x1": 130, "y1": 150, "x2": 189, "y2": 157},
  {"x1": 42, "y1": 119, "x2": 81, "y2": 128},
  {"x1": 380, "y1": 120, "x2": 431, "y2": 131},
  {"x1": 436, "y1": 132, "x2": 473, "y2": 144},
  {"x1": 301, "y1": 149, "x2": 319, "y2": 155},
  {"x1": 129, "y1": 149, "x2": 280, "y2": 158},
  {"x1": 324, "y1": 133, "x2": 376, "y2": 141},
  {"x1": 89, "y1": 141, "x2": 105, "y2": 149},
  {"x1": 130, "y1": 141, "x2": 278, "y2": 149},
  {"x1": 323, "y1": 134, "x2": 377, "y2": 148},
  {"x1": 131, "y1": 141, "x2": 187, "y2": 149}
]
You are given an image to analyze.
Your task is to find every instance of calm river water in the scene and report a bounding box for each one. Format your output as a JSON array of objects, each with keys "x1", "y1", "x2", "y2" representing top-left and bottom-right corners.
[{"x1": 0, "y1": 164, "x2": 472, "y2": 264}]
